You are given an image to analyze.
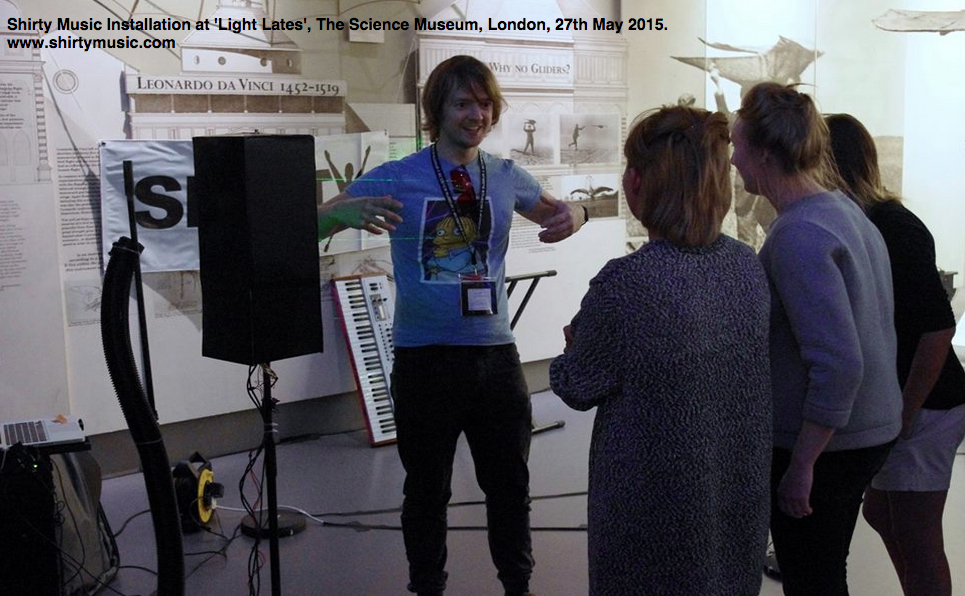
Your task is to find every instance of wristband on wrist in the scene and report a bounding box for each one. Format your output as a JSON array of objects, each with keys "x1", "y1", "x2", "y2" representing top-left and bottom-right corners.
[{"x1": 581, "y1": 205, "x2": 589, "y2": 224}]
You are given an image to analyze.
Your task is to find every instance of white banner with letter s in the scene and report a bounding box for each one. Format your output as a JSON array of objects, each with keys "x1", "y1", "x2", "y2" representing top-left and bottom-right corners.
[
  {"x1": 100, "y1": 133, "x2": 390, "y2": 271},
  {"x1": 100, "y1": 139, "x2": 196, "y2": 272}
]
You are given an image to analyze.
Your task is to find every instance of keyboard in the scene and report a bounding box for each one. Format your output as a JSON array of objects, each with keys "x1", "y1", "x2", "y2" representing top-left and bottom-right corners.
[
  {"x1": 4, "y1": 421, "x2": 48, "y2": 446},
  {"x1": 332, "y1": 275, "x2": 397, "y2": 446}
]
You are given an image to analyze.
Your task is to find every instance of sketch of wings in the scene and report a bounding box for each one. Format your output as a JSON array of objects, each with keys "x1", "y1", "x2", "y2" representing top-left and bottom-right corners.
[
  {"x1": 874, "y1": 9, "x2": 965, "y2": 35},
  {"x1": 569, "y1": 186, "x2": 616, "y2": 201},
  {"x1": 672, "y1": 36, "x2": 822, "y2": 90}
]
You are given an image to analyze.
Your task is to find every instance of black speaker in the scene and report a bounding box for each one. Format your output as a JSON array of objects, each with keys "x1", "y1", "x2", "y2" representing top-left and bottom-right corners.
[{"x1": 194, "y1": 135, "x2": 323, "y2": 364}]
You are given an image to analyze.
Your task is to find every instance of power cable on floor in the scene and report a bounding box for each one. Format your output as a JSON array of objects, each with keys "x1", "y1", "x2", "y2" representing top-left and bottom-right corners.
[
  {"x1": 214, "y1": 489, "x2": 590, "y2": 533},
  {"x1": 311, "y1": 489, "x2": 588, "y2": 518}
]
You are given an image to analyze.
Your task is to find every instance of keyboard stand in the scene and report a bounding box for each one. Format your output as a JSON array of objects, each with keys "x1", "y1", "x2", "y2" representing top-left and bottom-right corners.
[{"x1": 506, "y1": 270, "x2": 565, "y2": 435}]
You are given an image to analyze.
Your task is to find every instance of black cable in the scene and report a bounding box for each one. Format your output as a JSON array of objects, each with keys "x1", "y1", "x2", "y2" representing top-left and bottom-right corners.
[
  {"x1": 199, "y1": 520, "x2": 232, "y2": 542},
  {"x1": 102, "y1": 237, "x2": 184, "y2": 595},
  {"x1": 38, "y1": 457, "x2": 123, "y2": 595},
  {"x1": 180, "y1": 493, "x2": 207, "y2": 534},
  {"x1": 0, "y1": 450, "x2": 121, "y2": 595},
  {"x1": 8, "y1": 506, "x2": 136, "y2": 596},
  {"x1": 247, "y1": 529, "x2": 263, "y2": 596},
  {"x1": 320, "y1": 520, "x2": 587, "y2": 533},
  {"x1": 114, "y1": 508, "x2": 152, "y2": 538},
  {"x1": 247, "y1": 365, "x2": 263, "y2": 413},
  {"x1": 185, "y1": 524, "x2": 244, "y2": 580},
  {"x1": 202, "y1": 488, "x2": 593, "y2": 534},
  {"x1": 57, "y1": 527, "x2": 129, "y2": 595},
  {"x1": 247, "y1": 364, "x2": 279, "y2": 422},
  {"x1": 114, "y1": 515, "x2": 245, "y2": 585},
  {"x1": 214, "y1": 504, "x2": 588, "y2": 533},
  {"x1": 0, "y1": 448, "x2": 9, "y2": 479},
  {"x1": 99, "y1": 504, "x2": 122, "y2": 578},
  {"x1": 239, "y1": 363, "x2": 286, "y2": 596},
  {"x1": 311, "y1": 490, "x2": 589, "y2": 518},
  {"x1": 128, "y1": 512, "x2": 241, "y2": 583},
  {"x1": 119, "y1": 565, "x2": 158, "y2": 577},
  {"x1": 186, "y1": 548, "x2": 232, "y2": 557},
  {"x1": 50, "y1": 458, "x2": 87, "y2": 592},
  {"x1": 239, "y1": 444, "x2": 266, "y2": 596}
]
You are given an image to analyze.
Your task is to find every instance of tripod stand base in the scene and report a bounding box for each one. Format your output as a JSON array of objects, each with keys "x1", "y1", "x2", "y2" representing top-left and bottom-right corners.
[
  {"x1": 240, "y1": 510, "x2": 307, "y2": 539},
  {"x1": 532, "y1": 420, "x2": 565, "y2": 435},
  {"x1": 763, "y1": 550, "x2": 781, "y2": 581}
]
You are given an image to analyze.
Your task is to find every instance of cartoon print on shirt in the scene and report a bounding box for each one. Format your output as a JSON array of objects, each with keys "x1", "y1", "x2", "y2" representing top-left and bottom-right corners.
[{"x1": 420, "y1": 198, "x2": 492, "y2": 282}]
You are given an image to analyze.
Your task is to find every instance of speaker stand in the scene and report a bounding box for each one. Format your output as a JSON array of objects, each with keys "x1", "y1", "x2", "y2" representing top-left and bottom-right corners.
[
  {"x1": 241, "y1": 365, "x2": 306, "y2": 596},
  {"x1": 121, "y1": 161, "x2": 157, "y2": 418},
  {"x1": 240, "y1": 511, "x2": 306, "y2": 539},
  {"x1": 763, "y1": 548, "x2": 781, "y2": 580}
]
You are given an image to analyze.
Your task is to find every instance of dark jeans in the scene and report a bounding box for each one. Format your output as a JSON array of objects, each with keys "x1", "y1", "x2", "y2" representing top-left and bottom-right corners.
[
  {"x1": 770, "y1": 441, "x2": 894, "y2": 596},
  {"x1": 391, "y1": 344, "x2": 534, "y2": 595}
]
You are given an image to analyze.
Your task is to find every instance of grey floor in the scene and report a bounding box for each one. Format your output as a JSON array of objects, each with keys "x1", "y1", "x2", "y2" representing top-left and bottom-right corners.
[{"x1": 99, "y1": 390, "x2": 965, "y2": 596}]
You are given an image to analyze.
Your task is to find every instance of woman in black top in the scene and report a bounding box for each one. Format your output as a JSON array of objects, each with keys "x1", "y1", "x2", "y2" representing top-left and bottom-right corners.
[{"x1": 827, "y1": 113, "x2": 965, "y2": 596}]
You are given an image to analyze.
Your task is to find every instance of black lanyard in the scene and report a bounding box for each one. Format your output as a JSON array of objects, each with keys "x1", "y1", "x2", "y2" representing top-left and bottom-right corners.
[{"x1": 430, "y1": 145, "x2": 487, "y2": 267}]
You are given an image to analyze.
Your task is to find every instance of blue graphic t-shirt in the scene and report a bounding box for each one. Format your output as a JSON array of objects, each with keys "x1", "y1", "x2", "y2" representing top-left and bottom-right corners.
[{"x1": 346, "y1": 147, "x2": 541, "y2": 347}]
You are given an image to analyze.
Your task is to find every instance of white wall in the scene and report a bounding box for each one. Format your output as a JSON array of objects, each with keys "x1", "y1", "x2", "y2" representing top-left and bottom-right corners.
[{"x1": 900, "y1": 0, "x2": 965, "y2": 277}]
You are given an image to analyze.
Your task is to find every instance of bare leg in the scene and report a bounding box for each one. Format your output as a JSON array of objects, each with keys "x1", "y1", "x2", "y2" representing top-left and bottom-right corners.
[
  {"x1": 864, "y1": 488, "x2": 951, "y2": 596},
  {"x1": 863, "y1": 488, "x2": 908, "y2": 590}
]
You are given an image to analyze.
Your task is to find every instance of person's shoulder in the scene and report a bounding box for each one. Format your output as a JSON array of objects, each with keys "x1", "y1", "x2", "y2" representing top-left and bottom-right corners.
[
  {"x1": 773, "y1": 192, "x2": 854, "y2": 233},
  {"x1": 716, "y1": 235, "x2": 765, "y2": 267},
  {"x1": 383, "y1": 146, "x2": 433, "y2": 167},
  {"x1": 868, "y1": 199, "x2": 922, "y2": 230},
  {"x1": 393, "y1": 146, "x2": 432, "y2": 168},
  {"x1": 591, "y1": 253, "x2": 635, "y2": 287},
  {"x1": 719, "y1": 234, "x2": 755, "y2": 255},
  {"x1": 480, "y1": 149, "x2": 516, "y2": 172},
  {"x1": 766, "y1": 208, "x2": 823, "y2": 241},
  {"x1": 482, "y1": 151, "x2": 539, "y2": 191},
  {"x1": 623, "y1": 240, "x2": 690, "y2": 274},
  {"x1": 763, "y1": 210, "x2": 842, "y2": 263},
  {"x1": 868, "y1": 200, "x2": 935, "y2": 258},
  {"x1": 354, "y1": 147, "x2": 427, "y2": 182},
  {"x1": 718, "y1": 236, "x2": 768, "y2": 281}
]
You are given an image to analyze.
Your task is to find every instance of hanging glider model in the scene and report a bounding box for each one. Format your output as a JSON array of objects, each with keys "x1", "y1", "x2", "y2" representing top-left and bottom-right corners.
[
  {"x1": 873, "y1": 9, "x2": 965, "y2": 35},
  {"x1": 672, "y1": 36, "x2": 822, "y2": 92}
]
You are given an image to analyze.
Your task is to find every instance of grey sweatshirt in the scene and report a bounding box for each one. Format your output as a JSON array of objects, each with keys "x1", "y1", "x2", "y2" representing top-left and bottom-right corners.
[{"x1": 759, "y1": 191, "x2": 902, "y2": 451}]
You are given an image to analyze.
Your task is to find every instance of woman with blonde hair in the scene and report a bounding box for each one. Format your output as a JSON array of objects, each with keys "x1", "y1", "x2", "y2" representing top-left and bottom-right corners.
[
  {"x1": 550, "y1": 105, "x2": 772, "y2": 595},
  {"x1": 731, "y1": 83, "x2": 903, "y2": 596},
  {"x1": 828, "y1": 113, "x2": 965, "y2": 596}
]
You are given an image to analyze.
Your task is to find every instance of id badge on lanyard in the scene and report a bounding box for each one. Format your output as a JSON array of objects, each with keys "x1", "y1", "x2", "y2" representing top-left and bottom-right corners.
[
  {"x1": 431, "y1": 145, "x2": 497, "y2": 317},
  {"x1": 459, "y1": 274, "x2": 498, "y2": 316}
]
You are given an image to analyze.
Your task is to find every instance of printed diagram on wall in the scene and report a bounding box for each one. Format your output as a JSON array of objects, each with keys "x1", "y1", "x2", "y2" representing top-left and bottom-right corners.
[
  {"x1": 64, "y1": 279, "x2": 103, "y2": 327},
  {"x1": 504, "y1": 113, "x2": 556, "y2": 166},
  {"x1": 557, "y1": 173, "x2": 620, "y2": 220},
  {"x1": 0, "y1": 13, "x2": 52, "y2": 186},
  {"x1": 151, "y1": 270, "x2": 202, "y2": 319},
  {"x1": 316, "y1": 131, "x2": 390, "y2": 254},
  {"x1": 559, "y1": 114, "x2": 620, "y2": 165}
]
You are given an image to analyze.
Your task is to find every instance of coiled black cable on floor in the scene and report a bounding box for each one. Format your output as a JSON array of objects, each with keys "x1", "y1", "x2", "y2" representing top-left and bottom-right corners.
[{"x1": 101, "y1": 236, "x2": 184, "y2": 596}]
